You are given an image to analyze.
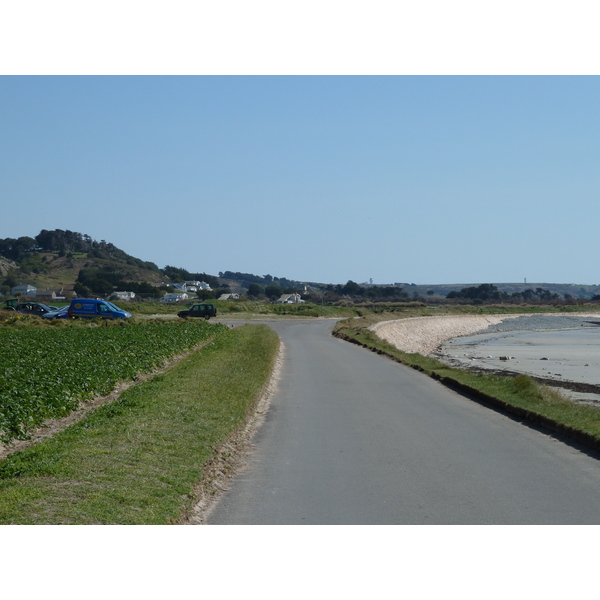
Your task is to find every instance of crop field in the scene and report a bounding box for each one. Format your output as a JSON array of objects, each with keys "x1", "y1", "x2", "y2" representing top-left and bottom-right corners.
[{"x1": 0, "y1": 321, "x2": 228, "y2": 443}]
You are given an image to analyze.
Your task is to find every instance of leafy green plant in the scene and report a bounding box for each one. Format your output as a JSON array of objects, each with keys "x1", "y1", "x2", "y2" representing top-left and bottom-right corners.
[{"x1": 0, "y1": 321, "x2": 227, "y2": 443}]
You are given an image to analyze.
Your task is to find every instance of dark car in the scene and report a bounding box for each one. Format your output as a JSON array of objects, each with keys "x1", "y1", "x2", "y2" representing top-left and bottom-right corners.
[
  {"x1": 15, "y1": 302, "x2": 55, "y2": 316},
  {"x1": 42, "y1": 305, "x2": 70, "y2": 319},
  {"x1": 177, "y1": 303, "x2": 217, "y2": 320}
]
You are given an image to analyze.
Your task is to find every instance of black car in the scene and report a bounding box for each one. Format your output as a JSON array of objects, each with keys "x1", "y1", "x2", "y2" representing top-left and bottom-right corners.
[
  {"x1": 15, "y1": 302, "x2": 56, "y2": 316},
  {"x1": 177, "y1": 303, "x2": 217, "y2": 320}
]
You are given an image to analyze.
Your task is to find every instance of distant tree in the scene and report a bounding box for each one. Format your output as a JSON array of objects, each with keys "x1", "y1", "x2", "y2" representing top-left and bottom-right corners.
[
  {"x1": 342, "y1": 280, "x2": 362, "y2": 296},
  {"x1": 247, "y1": 283, "x2": 264, "y2": 297},
  {"x1": 446, "y1": 284, "x2": 502, "y2": 302},
  {"x1": 265, "y1": 285, "x2": 281, "y2": 300},
  {"x1": 89, "y1": 278, "x2": 114, "y2": 296},
  {"x1": 3, "y1": 273, "x2": 18, "y2": 288},
  {"x1": 74, "y1": 282, "x2": 91, "y2": 297},
  {"x1": 197, "y1": 289, "x2": 216, "y2": 300}
]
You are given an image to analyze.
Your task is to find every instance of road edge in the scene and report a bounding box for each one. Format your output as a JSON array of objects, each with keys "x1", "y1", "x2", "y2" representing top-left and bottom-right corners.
[{"x1": 180, "y1": 338, "x2": 285, "y2": 525}]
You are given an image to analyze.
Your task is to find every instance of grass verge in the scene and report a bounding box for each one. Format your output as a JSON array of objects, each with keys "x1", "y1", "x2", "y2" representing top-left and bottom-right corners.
[
  {"x1": 333, "y1": 318, "x2": 600, "y2": 451},
  {"x1": 0, "y1": 324, "x2": 279, "y2": 524}
]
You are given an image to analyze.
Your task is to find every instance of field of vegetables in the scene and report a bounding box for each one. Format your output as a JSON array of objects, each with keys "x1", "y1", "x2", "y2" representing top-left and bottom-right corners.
[{"x1": 0, "y1": 321, "x2": 228, "y2": 443}]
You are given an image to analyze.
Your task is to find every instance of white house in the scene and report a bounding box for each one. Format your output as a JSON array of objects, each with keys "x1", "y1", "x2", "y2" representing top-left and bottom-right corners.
[
  {"x1": 11, "y1": 284, "x2": 36, "y2": 296},
  {"x1": 110, "y1": 291, "x2": 136, "y2": 302},
  {"x1": 161, "y1": 292, "x2": 189, "y2": 303},
  {"x1": 184, "y1": 281, "x2": 212, "y2": 292},
  {"x1": 218, "y1": 293, "x2": 240, "y2": 300},
  {"x1": 275, "y1": 293, "x2": 304, "y2": 304}
]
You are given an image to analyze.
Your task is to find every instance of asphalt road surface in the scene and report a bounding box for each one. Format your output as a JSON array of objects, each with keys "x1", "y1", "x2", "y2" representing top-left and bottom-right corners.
[{"x1": 207, "y1": 319, "x2": 600, "y2": 524}]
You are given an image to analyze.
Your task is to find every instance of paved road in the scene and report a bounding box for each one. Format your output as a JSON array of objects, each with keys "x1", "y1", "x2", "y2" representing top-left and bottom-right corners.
[{"x1": 207, "y1": 319, "x2": 600, "y2": 524}]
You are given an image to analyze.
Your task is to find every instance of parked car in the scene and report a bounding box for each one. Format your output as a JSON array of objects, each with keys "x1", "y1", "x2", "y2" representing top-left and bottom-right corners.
[
  {"x1": 15, "y1": 302, "x2": 56, "y2": 316},
  {"x1": 68, "y1": 299, "x2": 132, "y2": 320},
  {"x1": 177, "y1": 303, "x2": 217, "y2": 320},
  {"x1": 42, "y1": 305, "x2": 70, "y2": 319}
]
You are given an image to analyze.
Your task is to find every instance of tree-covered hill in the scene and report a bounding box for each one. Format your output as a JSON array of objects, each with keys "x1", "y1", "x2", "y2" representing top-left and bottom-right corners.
[{"x1": 0, "y1": 230, "x2": 168, "y2": 297}]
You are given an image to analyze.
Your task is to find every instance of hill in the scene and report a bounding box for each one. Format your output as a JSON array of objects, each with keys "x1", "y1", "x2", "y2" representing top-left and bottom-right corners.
[{"x1": 0, "y1": 230, "x2": 170, "y2": 298}]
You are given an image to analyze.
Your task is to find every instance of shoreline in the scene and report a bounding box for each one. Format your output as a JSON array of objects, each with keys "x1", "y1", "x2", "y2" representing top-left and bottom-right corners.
[{"x1": 371, "y1": 313, "x2": 600, "y2": 405}]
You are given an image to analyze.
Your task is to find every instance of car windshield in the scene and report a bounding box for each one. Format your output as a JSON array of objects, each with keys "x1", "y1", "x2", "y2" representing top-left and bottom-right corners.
[{"x1": 106, "y1": 302, "x2": 122, "y2": 311}]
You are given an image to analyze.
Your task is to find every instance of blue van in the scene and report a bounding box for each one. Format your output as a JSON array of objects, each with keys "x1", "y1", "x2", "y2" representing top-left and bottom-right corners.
[{"x1": 68, "y1": 299, "x2": 132, "y2": 320}]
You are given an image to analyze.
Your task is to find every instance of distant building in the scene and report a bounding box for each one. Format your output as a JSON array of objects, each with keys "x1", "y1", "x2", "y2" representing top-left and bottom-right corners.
[
  {"x1": 11, "y1": 284, "x2": 36, "y2": 296},
  {"x1": 186, "y1": 280, "x2": 212, "y2": 291},
  {"x1": 275, "y1": 293, "x2": 304, "y2": 304},
  {"x1": 161, "y1": 292, "x2": 188, "y2": 303},
  {"x1": 36, "y1": 288, "x2": 66, "y2": 302},
  {"x1": 110, "y1": 291, "x2": 136, "y2": 302},
  {"x1": 218, "y1": 293, "x2": 240, "y2": 300}
]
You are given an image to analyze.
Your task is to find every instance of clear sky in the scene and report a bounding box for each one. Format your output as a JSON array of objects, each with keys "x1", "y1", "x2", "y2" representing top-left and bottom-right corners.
[
  {"x1": 2, "y1": 75, "x2": 599, "y2": 286},
  {"x1": 2, "y1": 1, "x2": 600, "y2": 287}
]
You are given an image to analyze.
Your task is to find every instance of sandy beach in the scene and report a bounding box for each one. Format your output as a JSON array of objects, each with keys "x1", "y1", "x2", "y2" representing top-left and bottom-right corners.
[{"x1": 371, "y1": 313, "x2": 600, "y2": 405}]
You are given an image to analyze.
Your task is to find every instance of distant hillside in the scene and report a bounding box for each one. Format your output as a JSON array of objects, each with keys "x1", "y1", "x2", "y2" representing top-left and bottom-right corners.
[
  {"x1": 0, "y1": 230, "x2": 170, "y2": 297},
  {"x1": 0, "y1": 229, "x2": 308, "y2": 301}
]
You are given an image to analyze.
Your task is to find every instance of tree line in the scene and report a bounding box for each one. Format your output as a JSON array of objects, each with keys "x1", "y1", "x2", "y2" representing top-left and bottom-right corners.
[{"x1": 446, "y1": 284, "x2": 561, "y2": 303}]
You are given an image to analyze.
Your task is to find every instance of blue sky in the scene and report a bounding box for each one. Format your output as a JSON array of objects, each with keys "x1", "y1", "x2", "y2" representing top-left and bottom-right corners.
[{"x1": 2, "y1": 75, "x2": 599, "y2": 285}]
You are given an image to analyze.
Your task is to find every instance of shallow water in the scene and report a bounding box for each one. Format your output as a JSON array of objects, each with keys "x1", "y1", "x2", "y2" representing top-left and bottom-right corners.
[{"x1": 439, "y1": 327, "x2": 600, "y2": 404}]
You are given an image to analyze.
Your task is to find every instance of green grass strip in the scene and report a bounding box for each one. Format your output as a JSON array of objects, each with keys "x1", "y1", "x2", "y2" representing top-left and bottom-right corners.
[
  {"x1": 334, "y1": 320, "x2": 600, "y2": 449},
  {"x1": 0, "y1": 324, "x2": 279, "y2": 524}
]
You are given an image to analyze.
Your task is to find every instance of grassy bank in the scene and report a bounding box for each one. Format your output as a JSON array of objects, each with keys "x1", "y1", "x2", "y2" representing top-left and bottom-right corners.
[
  {"x1": 334, "y1": 317, "x2": 600, "y2": 449},
  {"x1": 0, "y1": 324, "x2": 279, "y2": 524}
]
